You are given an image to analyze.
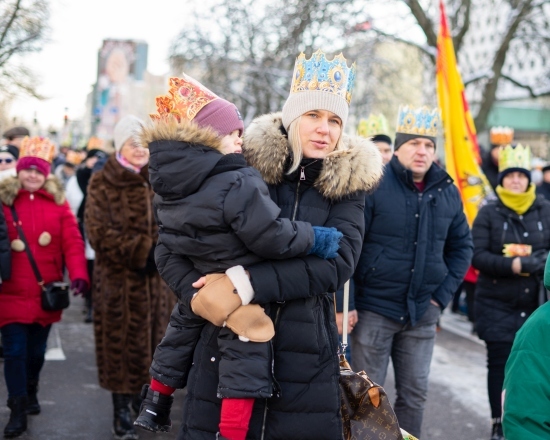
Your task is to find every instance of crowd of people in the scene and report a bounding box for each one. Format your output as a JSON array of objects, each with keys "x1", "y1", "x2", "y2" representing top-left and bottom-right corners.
[{"x1": 0, "y1": 49, "x2": 548, "y2": 440}]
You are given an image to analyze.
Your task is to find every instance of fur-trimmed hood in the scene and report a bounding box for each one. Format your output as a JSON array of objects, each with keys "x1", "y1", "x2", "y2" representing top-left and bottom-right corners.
[
  {"x1": 140, "y1": 118, "x2": 224, "y2": 154},
  {"x1": 0, "y1": 175, "x2": 65, "y2": 206},
  {"x1": 140, "y1": 118, "x2": 232, "y2": 199},
  {"x1": 243, "y1": 112, "x2": 384, "y2": 200}
]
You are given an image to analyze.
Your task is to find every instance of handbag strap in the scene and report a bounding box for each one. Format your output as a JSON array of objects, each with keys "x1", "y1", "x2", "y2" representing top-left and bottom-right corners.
[
  {"x1": 10, "y1": 205, "x2": 45, "y2": 289},
  {"x1": 341, "y1": 280, "x2": 350, "y2": 349}
]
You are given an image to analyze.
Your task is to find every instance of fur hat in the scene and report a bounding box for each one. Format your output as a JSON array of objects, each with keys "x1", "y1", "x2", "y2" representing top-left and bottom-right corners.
[{"x1": 114, "y1": 115, "x2": 144, "y2": 152}]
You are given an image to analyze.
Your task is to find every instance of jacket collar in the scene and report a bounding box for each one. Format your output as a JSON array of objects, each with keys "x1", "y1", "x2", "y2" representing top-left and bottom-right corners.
[
  {"x1": 101, "y1": 154, "x2": 149, "y2": 188},
  {"x1": 389, "y1": 155, "x2": 452, "y2": 192},
  {"x1": 243, "y1": 112, "x2": 384, "y2": 200}
]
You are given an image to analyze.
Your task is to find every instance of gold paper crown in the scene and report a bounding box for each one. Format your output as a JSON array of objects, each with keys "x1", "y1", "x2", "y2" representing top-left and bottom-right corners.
[
  {"x1": 289, "y1": 50, "x2": 356, "y2": 104},
  {"x1": 87, "y1": 136, "x2": 105, "y2": 151},
  {"x1": 65, "y1": 150, "x2": 84, "y2": 166},
  {"x1": 396, "y1": 105, "x2": 440, "y2": 137},
  {"x1": 150, "y1": 74, "x2": 219, "y2": 122},
  {"x1": 357, "y1": 113, "x2": 390, "y2": 138},
  {"x1": 490, "y1": 126, "x2": 514, "y2": 145},
  {"x1": 19, "y1": 136, "x2": 55, "y2": 164},
  {"x1": 498, "y1": 144, "x2": 531, "y2": 172}
]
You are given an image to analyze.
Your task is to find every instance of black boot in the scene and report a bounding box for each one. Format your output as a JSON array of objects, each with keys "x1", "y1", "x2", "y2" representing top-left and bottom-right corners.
[
  {"x1": 4, "y1": 396, "x2": 28, "y2": 438},
  {"x1": 491, "y1": 417, "x2": 504, "y2": 440},
  {"x1": 26, "y1": 380, "x2": 40, "y2": 415},
  {"x1": 112, "y1": 393, "x2": 138, "y2": 440},
  {"x1": 130, "y1": 393, "x2": 143, "y2": 416},
  {"x1": 133, "y1": 384, "x2": 173, "y2": 433}
]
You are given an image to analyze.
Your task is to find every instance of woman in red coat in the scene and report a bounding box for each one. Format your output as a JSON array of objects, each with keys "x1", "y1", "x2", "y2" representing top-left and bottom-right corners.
[{"x1": 0, "y1": 136, "x2": 89, "y2": 438}]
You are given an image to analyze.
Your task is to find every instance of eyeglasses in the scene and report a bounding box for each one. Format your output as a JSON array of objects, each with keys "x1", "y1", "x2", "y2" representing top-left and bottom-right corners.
[{"x1": 0, "y1": 158, "x2": 14, "y2": 164}]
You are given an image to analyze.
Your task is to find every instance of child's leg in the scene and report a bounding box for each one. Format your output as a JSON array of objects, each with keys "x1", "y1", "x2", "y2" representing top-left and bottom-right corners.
[{"x1": 219, "y1": 398, "x2": 255, "y2": 440}]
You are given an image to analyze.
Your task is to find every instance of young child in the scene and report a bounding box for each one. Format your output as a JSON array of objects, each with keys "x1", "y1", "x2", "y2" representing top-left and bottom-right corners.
[{"x1": 134, "y1": 74, "x2": 343, "y2": 440}]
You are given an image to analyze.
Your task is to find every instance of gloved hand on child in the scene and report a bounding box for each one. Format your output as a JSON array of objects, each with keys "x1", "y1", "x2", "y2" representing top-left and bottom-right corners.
[{"x1": 308, "y1": 226, "x2": 343, "y2": 259}]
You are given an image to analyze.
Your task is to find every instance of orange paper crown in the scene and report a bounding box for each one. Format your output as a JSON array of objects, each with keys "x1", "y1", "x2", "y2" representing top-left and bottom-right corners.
[
  {"x1": 65, "y1": 150, "x2": 84, "y2": 166},
  {"x1": 150, "y1": 74, "x2": 219, "y2": 122},
  {"x1": 19, "y1": 136, "x2": 56, "y2": 163},
  {"x1": 87, "y1": 136, "x2": 105, "y2": 151},
  {"x1": 490, "y1": 126, "x2": 514, "y2": 145}
]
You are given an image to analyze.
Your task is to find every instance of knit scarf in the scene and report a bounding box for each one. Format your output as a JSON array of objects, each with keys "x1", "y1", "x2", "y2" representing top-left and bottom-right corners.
[
  {"x1": 116, "y1": 153, "x2": 142, "y2": 173},
  {"x1": 496, "y1": 183, "x2": 536, "y2": 215}
]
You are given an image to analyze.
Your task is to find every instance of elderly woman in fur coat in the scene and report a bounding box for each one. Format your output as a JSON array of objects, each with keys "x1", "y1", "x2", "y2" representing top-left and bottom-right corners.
[
  {"x1": 153, "y1": 51, "x2": 385, "y2": 440},
  {"x1": 85, "y1": 116, "x2": 175, "y2": 440},
  {"x1": 0, "y1": 137, "x2": 88, "y2": 438}
]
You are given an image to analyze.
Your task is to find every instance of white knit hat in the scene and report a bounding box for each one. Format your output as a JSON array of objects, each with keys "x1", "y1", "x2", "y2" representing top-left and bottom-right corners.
[
  {"x1": 114, "y1": 115, "x2": 144, "y2": 152},
  {"x1": 281, "y1": 50, "x2": 356, "y2": 131}
]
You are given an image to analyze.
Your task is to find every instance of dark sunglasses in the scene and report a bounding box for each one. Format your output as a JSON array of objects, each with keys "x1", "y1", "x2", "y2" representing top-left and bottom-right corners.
[{"x1": 0, "y1": 158, "x2": 14, "y2": 164}]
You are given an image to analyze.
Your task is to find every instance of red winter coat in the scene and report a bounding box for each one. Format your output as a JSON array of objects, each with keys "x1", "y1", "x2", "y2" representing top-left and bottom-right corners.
[{"x1": 0, "y1": 175, "x2": 89, "y2": 328}]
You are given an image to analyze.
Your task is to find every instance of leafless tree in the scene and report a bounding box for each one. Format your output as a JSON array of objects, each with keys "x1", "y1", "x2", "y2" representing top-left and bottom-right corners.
[
  {"x1": 0, "y1": 0, "x2": 50, "y2": 100},
  {"x1": 366, "y1": 0, "x2": 550, "y2": 132},
  {"x1": 168, "y1": 0, "x2": 373, "y2": 125}
]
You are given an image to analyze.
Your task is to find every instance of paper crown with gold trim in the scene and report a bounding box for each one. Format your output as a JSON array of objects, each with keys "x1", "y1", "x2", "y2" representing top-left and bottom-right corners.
[
  {"x1": 87, "y1": 136, "x2": 105, "y2": 151},
  {"x1": 357, "y1": 113, "x2": 390, "y2": 138},
  {"x1": 65, "y1": 150, "x2": 84, "y2": 166},
  {"x1": 19, "y1": 136, "x2": 55, "y2": 163},
  {"x1": 498, "y1": 144, "x2": 531, "y2": 173},
  {"x1": 490, "y1": 126, "x2": 514, "y2": 146},
  {"x1": 396, "y1": 105, "x2": 440, "y2": 138},
  {"x1": 150, "y1": 74, "x2": 219, "y2": 122},
  {"x1": 281, "y1": 50, "x2": 356, "y2": 130}
]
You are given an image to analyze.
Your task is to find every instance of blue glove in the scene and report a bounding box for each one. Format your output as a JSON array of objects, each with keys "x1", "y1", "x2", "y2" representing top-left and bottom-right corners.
[{"x1": 308, "y1": 226, "x2": 343, "y2": 259}]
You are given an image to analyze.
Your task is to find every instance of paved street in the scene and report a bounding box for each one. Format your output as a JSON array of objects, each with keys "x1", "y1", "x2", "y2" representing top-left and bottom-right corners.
[{"x1": 0, "y1": 301, "x2": 491, "y2": 439}]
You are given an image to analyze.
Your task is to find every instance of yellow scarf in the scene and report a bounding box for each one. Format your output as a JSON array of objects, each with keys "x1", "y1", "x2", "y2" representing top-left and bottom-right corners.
[{"x1": 496, "y1": 183, "x2": 536, "y2": 215}]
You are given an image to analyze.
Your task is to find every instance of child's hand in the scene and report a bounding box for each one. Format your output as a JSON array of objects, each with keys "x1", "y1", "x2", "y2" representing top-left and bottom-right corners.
[
  {"x1": 308, "y1": 226, "x2": 343, "y2": 259},
  {"x1": 192, "y1": 277, "x2": 206, "y2": 289}
]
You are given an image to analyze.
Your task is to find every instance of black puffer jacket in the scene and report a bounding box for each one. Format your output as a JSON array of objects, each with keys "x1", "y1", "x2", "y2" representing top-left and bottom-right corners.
[
  {"x1": 144, "y1": 119, "x2": 314, "y2": 273},
  {"x1": 472, "y1": 193, "x2": 550, "y2": 342},
  {"x1": 153, "y1": 112, "x2": 384, "y2": 440},
  {"x1": 354, "y1": 156, "x2": 472, "y2": 325}
]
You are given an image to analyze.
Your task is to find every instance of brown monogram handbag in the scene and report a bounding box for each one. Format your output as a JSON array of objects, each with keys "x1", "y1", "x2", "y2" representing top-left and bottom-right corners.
[{"x1": 339, "y1": 281, "x2": 411, "y2": 440}]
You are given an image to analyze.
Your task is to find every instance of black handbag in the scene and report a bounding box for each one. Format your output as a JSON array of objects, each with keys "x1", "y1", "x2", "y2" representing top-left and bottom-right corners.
[
  {"x1": 10, "y1": 206, "x2": 70, "y2": 311},
  {"x1": 339, "y1": 281, "x2": 418, "y2": 440}
]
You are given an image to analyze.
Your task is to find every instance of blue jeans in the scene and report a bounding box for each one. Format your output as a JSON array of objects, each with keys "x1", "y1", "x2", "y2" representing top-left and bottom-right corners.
[
  {"x1": 350, "y1": 305, "x2": 441, "y2": 438},
  {"x1": 0, "y1": 323, "x2": 52, "y2": 397}
]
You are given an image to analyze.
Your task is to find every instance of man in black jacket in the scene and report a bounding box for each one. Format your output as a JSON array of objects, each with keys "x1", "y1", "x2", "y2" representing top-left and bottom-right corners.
[{"x1": 351, "y1": 105, "x2": 473, "y2": 438}]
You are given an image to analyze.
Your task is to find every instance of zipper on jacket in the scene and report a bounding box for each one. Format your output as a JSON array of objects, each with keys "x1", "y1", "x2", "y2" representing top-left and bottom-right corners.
[{"x1": 291, "y1": 181, "x2": 301, "y2": 221}]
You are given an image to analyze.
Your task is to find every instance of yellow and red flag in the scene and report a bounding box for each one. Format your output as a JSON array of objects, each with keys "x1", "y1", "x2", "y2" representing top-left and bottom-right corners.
[{"x1": 436, "y1": 0, "x2": 493, "y2": 225}]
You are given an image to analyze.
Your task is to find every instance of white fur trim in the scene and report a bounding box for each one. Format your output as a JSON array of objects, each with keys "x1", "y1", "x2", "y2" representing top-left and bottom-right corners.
[{"x1": 225, "y1": 265, "x2": 254, "y2": 305}]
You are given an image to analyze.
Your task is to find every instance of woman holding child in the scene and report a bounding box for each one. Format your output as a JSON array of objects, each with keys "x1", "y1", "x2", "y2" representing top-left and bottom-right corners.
[{"x1": 151, "y1": 51, "x2": 383, "y2": 440}]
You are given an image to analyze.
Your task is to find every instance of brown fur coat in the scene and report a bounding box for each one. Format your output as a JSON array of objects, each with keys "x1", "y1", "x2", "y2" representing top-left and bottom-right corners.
[{"x1": 85, "y1": 154, "x2": 175, "y2": 394}]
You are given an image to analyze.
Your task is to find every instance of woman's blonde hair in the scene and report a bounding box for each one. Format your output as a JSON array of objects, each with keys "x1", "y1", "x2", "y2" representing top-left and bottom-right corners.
[{"x1": 286, "y1": 116, "x2": 345, "y2": 174}]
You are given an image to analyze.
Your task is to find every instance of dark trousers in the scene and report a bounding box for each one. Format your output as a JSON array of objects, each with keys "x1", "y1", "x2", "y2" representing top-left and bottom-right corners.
[
  {"x1": 0, "y1": 323, "x2": 51, "y2": 397},
  {"x1": 486, "y1": 341, "x2": 513, "y2": 419}
]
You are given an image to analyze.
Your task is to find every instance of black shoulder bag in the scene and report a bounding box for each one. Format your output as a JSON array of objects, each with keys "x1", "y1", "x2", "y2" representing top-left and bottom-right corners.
[{"x1": 10, "y1": 206, "x2": 70, "y2": 311}]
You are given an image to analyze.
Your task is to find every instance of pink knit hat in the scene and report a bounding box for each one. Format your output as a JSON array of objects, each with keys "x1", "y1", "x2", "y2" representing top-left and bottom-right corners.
[
  {"x1": 17, "y1": 157, "x2": 50, "y2": 176},
  {"x1": 193, "y1": 98, "x2": 244, "y2": 137}
]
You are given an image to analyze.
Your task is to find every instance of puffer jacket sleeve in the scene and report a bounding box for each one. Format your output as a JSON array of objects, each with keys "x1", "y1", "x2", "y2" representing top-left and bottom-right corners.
[
  {"x1": 223, "y1": 173, "x2": 314, "y2": 259},
  {"x1": 247, "y1": 191, "x2": 366, "y2": 304},
  {"x1": 431, "y1": 198, "x2": 473, "y2": 308},
  {"x1": 472, "y1": 204, "x2": 515, "y2": 277},
  {"x1": 60, "y1": 201, "x2": 89, "y2": 283},
  {"x1": 0, "y1": 206, "x2": 10, "y2": 281},
  {"x1": 85, "y1": 174, "x2": 152, "y2": 270}
]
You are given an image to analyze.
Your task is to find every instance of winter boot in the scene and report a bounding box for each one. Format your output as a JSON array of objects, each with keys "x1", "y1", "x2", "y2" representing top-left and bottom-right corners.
[
  {"x1": 490, "y1": 417, "x2": 504, "y2": 440},
  {"x1": 134, "y1": 384, "x2": 173, "y2": 433},
  {"x1": 112, "y1": 393, "x2": 138, "y2": 440},
  {"x1": 130, "y1": 393, "x2": 143, "y2": 416},
  {"x1": 26, "y1": 380, "x2": 40, "y2": 415},
  {"x1": 4, "y1": 396, "x2": 28, "y2": 438}
]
